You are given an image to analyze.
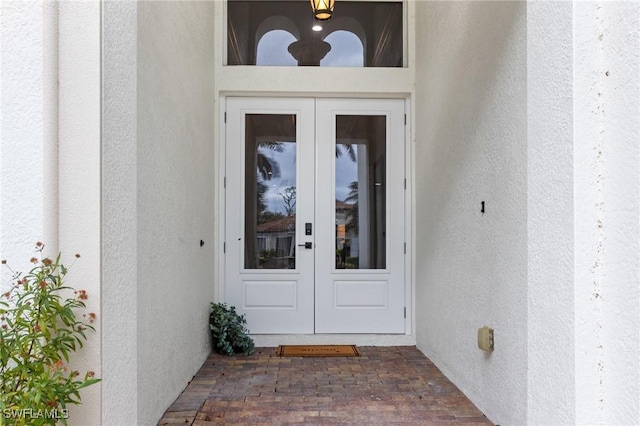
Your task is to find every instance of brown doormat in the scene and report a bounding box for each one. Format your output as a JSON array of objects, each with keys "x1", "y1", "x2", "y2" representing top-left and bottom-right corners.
[{"x1": 276, "y1": 345, "x2": 361, "y2": 357}]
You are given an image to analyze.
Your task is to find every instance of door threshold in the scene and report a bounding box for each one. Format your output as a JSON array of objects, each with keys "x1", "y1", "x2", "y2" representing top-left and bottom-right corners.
[{"x1": 251, "y1": 334, "x2": 416, "y2": 347}]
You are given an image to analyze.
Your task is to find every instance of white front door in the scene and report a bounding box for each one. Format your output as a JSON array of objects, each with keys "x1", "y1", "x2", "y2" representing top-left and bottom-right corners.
[{"x1": 225, "y1": 97, "x2": 405, "y2": 334}]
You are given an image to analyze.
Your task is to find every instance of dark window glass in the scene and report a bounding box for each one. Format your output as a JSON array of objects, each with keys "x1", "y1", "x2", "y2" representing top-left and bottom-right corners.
[
  {"x1": 228, "y1": 0, "x2": 403, "y2": 67},
  {"x1": 244, "y1": 114, "x2": 297, "y2": 270},
  {"x1": 335, "y1": 115, "x2": 386, "y2": 269}
]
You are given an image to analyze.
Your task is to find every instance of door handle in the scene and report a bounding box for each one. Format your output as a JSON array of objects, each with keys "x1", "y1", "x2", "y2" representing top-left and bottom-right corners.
[{"x1": 298, "y1": 242, "x2": 313, "y2": 249}]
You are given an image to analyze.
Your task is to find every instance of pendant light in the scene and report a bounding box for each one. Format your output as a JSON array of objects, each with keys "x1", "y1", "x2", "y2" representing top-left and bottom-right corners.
[{"x1": 311, "y1": 0, "x2": 335, "y2": 21}]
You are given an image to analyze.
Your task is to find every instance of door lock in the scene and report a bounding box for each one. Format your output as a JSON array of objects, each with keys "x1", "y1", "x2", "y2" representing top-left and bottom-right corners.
[{"x1": 298, "y1": 242, "x2": 313, "y2": 249}]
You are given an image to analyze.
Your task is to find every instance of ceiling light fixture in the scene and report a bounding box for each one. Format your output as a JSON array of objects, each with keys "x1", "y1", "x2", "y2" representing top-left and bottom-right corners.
[
  {"x1": 312, "y1": 24, "x2": 323, "y2": 32},
  {"x1": 310, "y1": 0, "x2": 335, "y2": 21}
]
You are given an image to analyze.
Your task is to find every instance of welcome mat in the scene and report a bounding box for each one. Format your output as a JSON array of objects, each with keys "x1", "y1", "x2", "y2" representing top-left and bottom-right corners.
[{"x1": 276, "y1": 345, "x2": 361, "y2": 357}]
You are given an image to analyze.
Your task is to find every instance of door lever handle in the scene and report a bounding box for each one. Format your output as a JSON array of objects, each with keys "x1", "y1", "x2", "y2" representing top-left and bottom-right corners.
[{"x1": 298, "y1": 242, "x2": 313, "y2": 249}]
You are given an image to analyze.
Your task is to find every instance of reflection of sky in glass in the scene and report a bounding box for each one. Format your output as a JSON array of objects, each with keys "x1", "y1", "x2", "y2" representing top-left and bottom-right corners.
[
  {"x1": 335, "y1": 147, "x2": 358, "y2": 201},
  {"x1": 256, "y1": 29, "x2": 363, "y2": 68},
  {"x1": 258, "y1": 143, "x2": 358, "y2": 213},
  {"x1": 321, "y1": 31, "x2": 364, "y2": 67},
  {"x1": 256, "y1": 30, "x2": 297, "y2": 66},
  {"x1": 258, "y1": 142, "x2": 296, "y2": 213}
]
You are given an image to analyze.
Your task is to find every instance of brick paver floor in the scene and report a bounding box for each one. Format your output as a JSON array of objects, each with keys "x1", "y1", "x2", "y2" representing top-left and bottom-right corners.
[{"x1": 158, "y1": 346, "x2": 493, "y2": 425}]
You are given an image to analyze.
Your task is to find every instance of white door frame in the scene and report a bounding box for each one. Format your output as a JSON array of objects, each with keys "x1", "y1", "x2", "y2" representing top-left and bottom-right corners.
[{"x1": 218, "y1": 95, "x2": 414, "y2": 346}]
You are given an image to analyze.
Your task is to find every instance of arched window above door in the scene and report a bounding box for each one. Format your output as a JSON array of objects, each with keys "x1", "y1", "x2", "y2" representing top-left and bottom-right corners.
[
  {"x1": 256, "y1": 30, "x2": 298, "y2": 66},
  {"x1": 227, "y1": 0, "x2": 404, "y2": 67},
  {"x1": 320, "y1": 30, "x2": 364, "y2": 67}
]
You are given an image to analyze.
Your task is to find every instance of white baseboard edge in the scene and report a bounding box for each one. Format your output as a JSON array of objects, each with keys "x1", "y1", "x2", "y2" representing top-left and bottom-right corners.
[{"x1": 251, "y1": 334, "x2": 416, "y2": 347}]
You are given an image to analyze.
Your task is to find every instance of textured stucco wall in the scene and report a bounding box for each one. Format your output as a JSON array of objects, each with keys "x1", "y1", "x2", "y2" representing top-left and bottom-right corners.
[
  {"x1": 415, "y1": 2, "x2": 639, "y2": 425},
  {"x1": 0, "y1": 1, "x2": 46, "y2": 284},
  {"x1": 137, "y1": 2, "x2": 217, "y2": 424},
  {"x1": 103, "y1": 1, "x2": 217, "y2": 424},
  {"x1": 57, "y1": 3, "x2": 102, "y2": 425},
  {"x1": 5, "y1": 1, "x2": 639, "y2": 424},
  {"x1": 1, "y1": 3, "x2": 102, "y2": 425},
  {"x1": 102, "y1": 1, "x2": 139, "y2": 424},
  {"x1": 527, "y1": 2, "x2": 640, "y2": 424},
  {"x1": 414, "y1": 2, "x2": 527, "y2": 425},
  {"x1": 526, "y1": 2, "x2": 576, "y2": 424},
  {"x1": 574, "y1": 2, "x2": 640, "y2": 423}
]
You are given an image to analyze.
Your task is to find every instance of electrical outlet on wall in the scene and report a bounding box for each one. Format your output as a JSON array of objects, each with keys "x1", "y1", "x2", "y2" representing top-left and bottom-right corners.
[{"x1": 478, "y1": 326, "x2": 494, "y2": 352}]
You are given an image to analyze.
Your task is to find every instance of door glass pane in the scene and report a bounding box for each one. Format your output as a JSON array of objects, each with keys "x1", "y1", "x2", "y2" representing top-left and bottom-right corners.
[
  {"x1": 335, "y1": 115, "x2": 386, "y2": 269},
  {"x1": 245, "y1": 114, "x2": 297, "y2": 269},
  {"x1": 228, "y1": 0, "x2": 403, "y2": 67}
]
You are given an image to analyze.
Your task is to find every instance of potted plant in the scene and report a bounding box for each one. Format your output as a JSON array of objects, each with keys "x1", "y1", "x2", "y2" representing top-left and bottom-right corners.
[{"x1": 209, "y1": 303, "x2": 255, "y2": 356}]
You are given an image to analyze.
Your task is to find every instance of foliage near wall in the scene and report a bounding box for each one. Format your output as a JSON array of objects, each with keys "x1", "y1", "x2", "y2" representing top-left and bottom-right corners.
[{"x1": 0, "y1": 244, "x2": 99, "y2": 425}]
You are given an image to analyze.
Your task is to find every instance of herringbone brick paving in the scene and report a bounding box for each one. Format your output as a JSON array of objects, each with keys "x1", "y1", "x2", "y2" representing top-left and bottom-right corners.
[{"x1": 158, "y1": 346, "x2": 493, "y2": 425}]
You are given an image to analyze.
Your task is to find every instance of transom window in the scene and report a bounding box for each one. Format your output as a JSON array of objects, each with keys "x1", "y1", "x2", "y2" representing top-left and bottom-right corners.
[{"x1": 228, "y1": 0, "x2": 403, "y2": 67}]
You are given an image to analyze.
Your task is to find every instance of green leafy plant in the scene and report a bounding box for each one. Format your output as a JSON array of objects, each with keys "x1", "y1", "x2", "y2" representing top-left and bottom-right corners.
[
  {"x1": 209, "y1": 303, "x2": 255, "y2": 356},
  {"x1": 0, "y1": 243, "x2": 100, "y2": 426}
]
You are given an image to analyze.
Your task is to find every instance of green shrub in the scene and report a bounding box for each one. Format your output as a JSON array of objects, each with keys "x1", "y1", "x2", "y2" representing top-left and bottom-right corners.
[
  {"x1": 0, "y1": 243, "x2": 99, "y2": 425},
  {"x1": 209, "y1": 303, "x2": 255, "y2": 356}
]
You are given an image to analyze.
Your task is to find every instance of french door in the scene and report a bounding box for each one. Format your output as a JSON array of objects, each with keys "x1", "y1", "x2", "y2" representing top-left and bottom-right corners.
[{"x1": 224, "y1": 97, "x2": 406, "y2": 334}]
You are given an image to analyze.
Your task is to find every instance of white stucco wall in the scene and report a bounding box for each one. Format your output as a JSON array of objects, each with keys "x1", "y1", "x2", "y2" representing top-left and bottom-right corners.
[
  {"x1": 526, "y1": 2, "x2": 576, "y2": 424},
  {"x1": 0, "y1": 1, "x2": 47, "y2": 283},
  {"x1": 137, "y1": 2, "x2": 217, "y2": 424},
  {"x1": 415, "y1": 2, "x2": 640, "y2": 425},
  {"x1": 574, "y1": 2, "x2": 640, "y2": 423},
  {"x1": 58, "y1": 3, "x2": 102, "y2": 425},
  {"x1": 527, "y1": 2, "x2": 640, "y2": 424},
  {"x1": 1, "y1": 3, "x2": 101, "y2": 425},
  {"x1": 5, "y1": 1, "x2": 639, "y2": 424},
  {"x1": 414, "y1": 2, "x2": 527, "y2": 425},
  {"x1": 103, "y1": 1, "x2": 217, "y2": 424},
  {"x1": 102, "y1": 1, "x2": 139, "y2": 424}
]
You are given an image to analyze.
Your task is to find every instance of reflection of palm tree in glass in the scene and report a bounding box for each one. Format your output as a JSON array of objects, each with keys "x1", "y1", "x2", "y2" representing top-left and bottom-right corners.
[
  {"x1": 256, "y1": 166, "x2": 285, "y2": 225},
  {"x1": 257, "y1": 143, "x2": 354, "y2": 217},
  {"x1": 256, "y1": 141, "x2": 283, "y2": 224},
  {"x1": 257, "y1": 141, "x2": 283, "y2": 180},
  {"x1": 260, "y1": 142, "x2": 352, "y2": 182},
  {"x1": 344, "y1": 181, "x2": 358, "y2": 234},
  {"x1": 336, "y1": 144, "x2": 356, "y2": 162},
  {"x1": 256, "y1": 180, "x2": 268, "y2": 216}
]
